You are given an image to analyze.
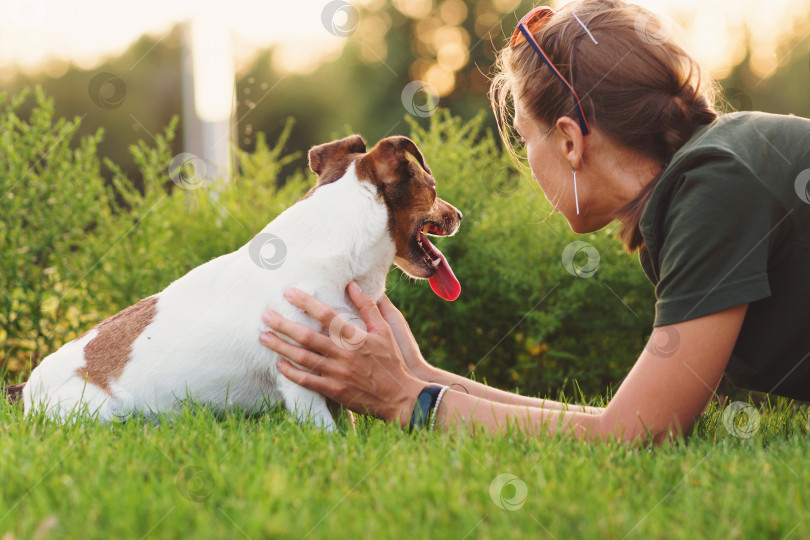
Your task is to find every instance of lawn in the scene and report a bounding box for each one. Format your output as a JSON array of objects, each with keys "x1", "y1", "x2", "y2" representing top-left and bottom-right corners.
[
  {"x1": 2, "y1": 91, "x2": 809, "y2": 539},
  {"x1": 2, "y1": 397, "x2": 809, "y2": 539}
]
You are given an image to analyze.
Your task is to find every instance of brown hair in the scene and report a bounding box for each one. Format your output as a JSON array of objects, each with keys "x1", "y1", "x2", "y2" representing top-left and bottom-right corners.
[{"x1": 490, "y1": 0, "x2": 719, "y2": 252}]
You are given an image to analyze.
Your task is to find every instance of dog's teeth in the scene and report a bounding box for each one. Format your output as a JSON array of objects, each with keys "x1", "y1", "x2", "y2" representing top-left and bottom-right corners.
[{"x1": 432, "y1": 258, "x2": 441, "y2": 267}]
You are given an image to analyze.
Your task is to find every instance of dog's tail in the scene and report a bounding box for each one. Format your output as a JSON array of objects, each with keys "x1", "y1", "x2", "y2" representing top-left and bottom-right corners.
[{"x1": 3, "y1": 382, "x2": 25, "y2": 405}]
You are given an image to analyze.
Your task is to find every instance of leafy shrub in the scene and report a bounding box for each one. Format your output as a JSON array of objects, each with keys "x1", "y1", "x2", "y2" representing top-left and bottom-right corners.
[
  {"x1": 0, "y1": 89, "x2": 305, "y2": 376},
  {"x1": 0, "y1": 90, "x2": 655, "y2": 398}
]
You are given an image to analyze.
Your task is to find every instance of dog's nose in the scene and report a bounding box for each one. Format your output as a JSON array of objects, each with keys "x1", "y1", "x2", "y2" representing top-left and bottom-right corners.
[{"x1": 457, "y1": 210, "x2": 463, "y2": 221}]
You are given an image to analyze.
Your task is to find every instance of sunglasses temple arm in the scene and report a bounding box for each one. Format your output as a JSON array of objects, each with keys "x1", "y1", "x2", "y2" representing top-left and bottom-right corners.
[{"x1": 517, "y1": 25, "x2": 591, "y2": 136}]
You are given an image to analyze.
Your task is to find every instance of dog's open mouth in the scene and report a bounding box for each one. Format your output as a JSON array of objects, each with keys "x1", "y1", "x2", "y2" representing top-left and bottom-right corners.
[{"x1": 415, "y1": 221, "x2": 461, "y2": 301}]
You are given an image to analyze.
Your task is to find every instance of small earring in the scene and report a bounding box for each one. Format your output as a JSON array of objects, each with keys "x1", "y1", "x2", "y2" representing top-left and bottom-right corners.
[{"x1": 572, "y1": 168, "x2": 580, "y2": 215}]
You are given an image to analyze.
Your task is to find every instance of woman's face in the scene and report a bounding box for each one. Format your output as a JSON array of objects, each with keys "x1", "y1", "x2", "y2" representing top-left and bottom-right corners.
[
  {"x1": 512, "y1": 99, "x2": 637, "y2": 234},
  {"x1": 513, "y1": 101, "x2": 587, "y2": 231}
]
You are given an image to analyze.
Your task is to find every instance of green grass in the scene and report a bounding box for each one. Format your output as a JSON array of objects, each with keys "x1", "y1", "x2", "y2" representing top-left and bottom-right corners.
[{"x1": 2, "y1": 397, "x2": 810, "y2": 539}]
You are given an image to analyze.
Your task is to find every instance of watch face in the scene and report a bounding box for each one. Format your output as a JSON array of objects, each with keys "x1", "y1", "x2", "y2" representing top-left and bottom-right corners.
[
  {"x1": 410, "y1": 386, "x2": 443, "y2": 431},
  {"x1": 417, "y1": 393, "x2": 433, "y2": 417}
]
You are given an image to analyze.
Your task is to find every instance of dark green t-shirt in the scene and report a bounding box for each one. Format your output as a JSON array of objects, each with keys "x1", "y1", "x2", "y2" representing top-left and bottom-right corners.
[{"x1": 638, "y1": 111, "x2": 810, "y2": 400}]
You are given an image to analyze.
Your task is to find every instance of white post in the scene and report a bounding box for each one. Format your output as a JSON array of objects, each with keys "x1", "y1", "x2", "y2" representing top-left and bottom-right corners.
[{"x1": 181, "y1": 14, "x2": 235, "y2": 184}]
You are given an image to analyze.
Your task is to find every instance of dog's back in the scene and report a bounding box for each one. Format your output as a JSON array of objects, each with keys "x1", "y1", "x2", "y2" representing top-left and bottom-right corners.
[{"x1": 23, "y1": 168, "x2": 388, "y2": 427}]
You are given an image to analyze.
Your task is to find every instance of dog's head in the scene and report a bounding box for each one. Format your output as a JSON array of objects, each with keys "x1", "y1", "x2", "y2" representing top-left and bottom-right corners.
[{"x1": 307, "y1": 134, "x2": 462, "y2": 301}]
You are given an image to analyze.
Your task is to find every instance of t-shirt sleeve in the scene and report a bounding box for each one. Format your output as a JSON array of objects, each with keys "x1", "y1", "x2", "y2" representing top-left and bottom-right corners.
[{"x1": 652, "y1": 154, "x2": 778, "y2": 326}]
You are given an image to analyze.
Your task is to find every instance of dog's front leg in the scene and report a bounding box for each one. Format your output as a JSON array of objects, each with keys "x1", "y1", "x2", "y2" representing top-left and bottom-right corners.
[{"x1": 275, "y1": 373, "x2": 337, "y2": 431}]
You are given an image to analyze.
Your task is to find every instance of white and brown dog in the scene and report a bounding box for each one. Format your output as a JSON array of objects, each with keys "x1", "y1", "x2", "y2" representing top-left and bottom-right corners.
[{"x1": 12, "y1": 135, "x2": 462, "y2": 430}]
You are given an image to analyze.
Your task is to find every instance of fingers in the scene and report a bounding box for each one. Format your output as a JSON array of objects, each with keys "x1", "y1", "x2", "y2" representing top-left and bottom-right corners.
[
  {"x1": 282, "y1": 284, "x2": 384, "y2": 336},
  {"x1": 276, "y1": 358, "x2": 336, "y2": 397},
  {"x1": 346, "y1": 281, "x2": 386, "y2": 333},
  {"x1": 377, "y1": 294, "x2": 405, "y2": 328},
  {"x1": 282, "y1": 288, "x2": 338, "y2": 328},
  {"x1": 376, "y1": 294, "x2": 414, "y2": 348},
  {"x1": 277, "y1": 357, "x2": 376, "y2": 418},
  {"x1": 260, "y1": 331, "x2": 333, "y2": 374},
  {"x1": 262, "y1": 311, "x2": 343, "y2": 359}
]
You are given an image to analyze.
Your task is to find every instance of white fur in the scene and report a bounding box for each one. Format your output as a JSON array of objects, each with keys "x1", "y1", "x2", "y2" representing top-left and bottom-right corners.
[{"x1": 23, "y1": 162, "x2": 395, "y2": 430}]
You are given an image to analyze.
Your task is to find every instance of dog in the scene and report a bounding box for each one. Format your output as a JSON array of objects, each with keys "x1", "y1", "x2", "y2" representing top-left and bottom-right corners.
[{"x1": 11, "y1": 135, "x2": 462, "y2": 430}]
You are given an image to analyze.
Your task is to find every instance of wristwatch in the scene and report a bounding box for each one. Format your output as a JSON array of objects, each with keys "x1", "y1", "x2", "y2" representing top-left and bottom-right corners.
[{"x1": 408, "y1": 384, "x2": 448, "y2": 432}]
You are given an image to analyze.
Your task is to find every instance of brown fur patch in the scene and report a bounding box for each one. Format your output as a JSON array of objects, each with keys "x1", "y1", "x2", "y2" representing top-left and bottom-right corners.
[
  {"x1": 4, "y1": 383, "x2": 25, "y2": 405},
  {"x1": 75, "y1": 296, "x2": 158, "y2": 395},
  {"x1": 299, "y1": 135, "x2": 367, "y2": 201},
  {"x1": 299, "y1": 153, "x2": 366, "y2": 201},
  {"x1": 355, "y1": 137, "x2": 462, "y2": 278}
]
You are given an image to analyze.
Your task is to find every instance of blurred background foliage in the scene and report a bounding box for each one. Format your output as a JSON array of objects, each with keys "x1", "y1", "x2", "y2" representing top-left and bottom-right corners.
[
  {"x1": 1, "y1": 0, "x2": 809, "y2": 399},
  {"x1": 2, "y1": 0, "x2": 809, "y2": 182}
]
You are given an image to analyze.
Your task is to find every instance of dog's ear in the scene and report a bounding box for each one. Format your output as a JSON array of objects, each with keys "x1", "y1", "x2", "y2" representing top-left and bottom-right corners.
[
  {"x1": 308, "y1": 135, "x2": 367, "y2": 176},
  {"x1": 365, "y1": 136, "x2": 431, "y2": 184}
]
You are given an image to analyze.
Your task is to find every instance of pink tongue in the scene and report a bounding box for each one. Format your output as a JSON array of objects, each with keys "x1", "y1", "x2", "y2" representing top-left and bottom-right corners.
[{"x1": 420, "y1": 232, "x2": 461, "y2": 301}]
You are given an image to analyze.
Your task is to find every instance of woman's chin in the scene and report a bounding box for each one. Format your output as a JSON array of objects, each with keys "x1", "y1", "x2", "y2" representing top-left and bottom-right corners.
[
  {"x1": 565, "y1": 213, "x2": 610, "y2": 234},
  {"x1": 567, "y1": 220, "x2": 590, "y2": 234}
]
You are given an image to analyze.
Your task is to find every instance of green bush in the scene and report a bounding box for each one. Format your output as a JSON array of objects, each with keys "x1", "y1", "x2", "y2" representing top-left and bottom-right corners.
[
  {"x1": 0, "y1": 90, "x2": 655, "y2": 398},
  {"x1": 0, "y1": 89, "x2": 305, "y2": 376}
]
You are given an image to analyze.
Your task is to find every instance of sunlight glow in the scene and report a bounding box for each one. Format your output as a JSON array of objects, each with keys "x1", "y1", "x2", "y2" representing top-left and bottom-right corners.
[
  {"x1": 189, "y1": 14, "x2": 234, "y2": 122},
  {"x1": 0, "y1": 0, "x2": 807, "y2": 81}
]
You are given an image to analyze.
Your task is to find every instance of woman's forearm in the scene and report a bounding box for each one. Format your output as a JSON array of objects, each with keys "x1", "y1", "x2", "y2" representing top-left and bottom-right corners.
[
  {"x1": 434, "y1": 388, "x2": 601, "y2": 438},
  {"x1": 416, "y1": 365, "x2": 603, "y2": 415}
]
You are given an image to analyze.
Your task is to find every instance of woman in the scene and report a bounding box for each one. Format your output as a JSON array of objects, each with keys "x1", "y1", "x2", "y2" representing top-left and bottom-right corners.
[{"x1": 259, "y1": 0, "x2": 810, "y2": 443}]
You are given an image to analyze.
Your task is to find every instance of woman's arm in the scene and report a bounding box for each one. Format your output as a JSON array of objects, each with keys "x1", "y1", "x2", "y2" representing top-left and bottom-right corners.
[
  {"x1": 434, "y1": 304, "x2": 747, "y2": 442},
  {"x1": 376, "y1": 295, "x2": 602, "y2": 414},
  {"x1": 261, "y1": 282, "x2": 746, "y2": 443}
]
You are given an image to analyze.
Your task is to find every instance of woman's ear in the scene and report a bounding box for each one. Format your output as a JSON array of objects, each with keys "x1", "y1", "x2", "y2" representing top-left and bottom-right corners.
[{"x1": 555, "y1": 116, "x2": 584, "y2": 170}]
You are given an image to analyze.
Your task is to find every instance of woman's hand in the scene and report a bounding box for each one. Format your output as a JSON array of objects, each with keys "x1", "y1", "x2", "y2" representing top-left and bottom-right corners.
[
  {"x1": 259, "y1": 282, "x2": 424, "y2": 427},
  {"x1": 375, "y1": 294, "x2": 437, "y2": 381}
]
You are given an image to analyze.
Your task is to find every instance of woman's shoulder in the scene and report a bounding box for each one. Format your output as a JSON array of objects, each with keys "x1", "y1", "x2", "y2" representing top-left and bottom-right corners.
[
  {"x1": 669, "y1": 111, "x2": 808, "y2": 167},
  {"x1": 640, "y1": 142, "x2": 765, "y2": 236},
  {"x1": 641, "y1": 111, "x2": 809, "y2": 233}
]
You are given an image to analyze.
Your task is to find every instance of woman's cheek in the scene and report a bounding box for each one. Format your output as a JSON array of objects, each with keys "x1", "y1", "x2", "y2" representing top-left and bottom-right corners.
[{"x1": 526, "y1": 147, "x2": 543, "y2": 185}]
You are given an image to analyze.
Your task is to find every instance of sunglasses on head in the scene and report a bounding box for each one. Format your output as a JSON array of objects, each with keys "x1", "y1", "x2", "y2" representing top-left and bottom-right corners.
[{"x1": 510, "y1": 6, "x2": 592, "y2": 136}]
